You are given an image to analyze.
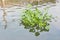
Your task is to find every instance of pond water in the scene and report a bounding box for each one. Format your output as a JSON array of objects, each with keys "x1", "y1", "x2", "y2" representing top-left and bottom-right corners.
[{"x1": 0, "y1": 0, "x2": 60, "y2": 40}]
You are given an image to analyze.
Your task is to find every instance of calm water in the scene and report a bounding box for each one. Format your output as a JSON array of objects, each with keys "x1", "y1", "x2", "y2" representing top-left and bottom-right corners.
[{"x1": 0, "y1": 0, "x2": 60, "y2": 40}]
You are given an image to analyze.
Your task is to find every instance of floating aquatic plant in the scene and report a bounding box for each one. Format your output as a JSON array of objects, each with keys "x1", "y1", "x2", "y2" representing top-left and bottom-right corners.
[{"x1": 20, "y1": 7, "x2": 53, "y2": 36}]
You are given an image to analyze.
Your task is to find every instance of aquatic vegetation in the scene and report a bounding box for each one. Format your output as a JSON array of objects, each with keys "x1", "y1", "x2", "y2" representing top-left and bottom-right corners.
[{"x1": 21, "y1": 7, "x2": 53, "y2": 36}]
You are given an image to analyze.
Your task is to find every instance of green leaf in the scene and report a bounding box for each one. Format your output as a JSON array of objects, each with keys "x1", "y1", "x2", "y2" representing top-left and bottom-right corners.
[
  {"x1": 45, "y1": 26, "x2": 50, "y2": 30},
  {"x1": 29, "y1": 28, "x2": 35, "y2": 32},
  {"x1": 35, "y1": 32, "x2": 40, "y2": 36},
  {"x1": 27, "y1": 4, "x2": 32, "y2": 8}
]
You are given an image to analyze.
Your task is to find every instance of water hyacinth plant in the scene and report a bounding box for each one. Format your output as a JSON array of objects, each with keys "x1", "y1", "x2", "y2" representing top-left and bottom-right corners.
[{"x1": 21, "y1": 7, "x2": 52, "y2": 36}]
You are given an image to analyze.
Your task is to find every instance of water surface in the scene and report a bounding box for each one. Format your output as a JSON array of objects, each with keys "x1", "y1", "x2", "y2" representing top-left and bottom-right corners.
[{"x1": 0, "y1": 0, "x2": 60, "y2": 40}]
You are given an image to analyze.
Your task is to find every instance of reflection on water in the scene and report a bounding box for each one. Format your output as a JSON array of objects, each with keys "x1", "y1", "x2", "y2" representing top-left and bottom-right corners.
[
  {"x1": 2, "y1": 9, "x2": 7, "y2": 29},
  {"x1": 0, "y1": 0, "x2": 60, "y2": 40},
  {"x1": 0, "y1": 0, "x2": 56, "y2": 7},
  {"x1": 1, "y1": 0, "x2": 7, "y2": 29},
  {"x1": 31, "y1": 0, "x2": 56, "y2": 5}
]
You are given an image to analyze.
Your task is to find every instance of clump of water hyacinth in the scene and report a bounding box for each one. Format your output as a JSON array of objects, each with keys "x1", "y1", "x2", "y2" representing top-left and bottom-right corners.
[{"x1": 21, "y1": 7, "x2": 52, "y2": 36}]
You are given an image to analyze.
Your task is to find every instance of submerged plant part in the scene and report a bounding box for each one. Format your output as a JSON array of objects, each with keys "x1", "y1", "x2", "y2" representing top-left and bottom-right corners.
[{"x1": 21, "y1": 7, "x2": 52, "y2": 36}]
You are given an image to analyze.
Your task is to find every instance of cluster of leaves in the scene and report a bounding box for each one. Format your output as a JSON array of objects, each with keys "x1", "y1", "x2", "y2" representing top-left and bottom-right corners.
[{"x1": 21, "y1": 7, "x2": 52, "y2": 36}]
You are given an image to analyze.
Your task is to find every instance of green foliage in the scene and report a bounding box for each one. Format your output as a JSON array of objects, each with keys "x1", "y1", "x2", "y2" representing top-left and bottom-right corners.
[{"x1": 21, "y1": 7, "x2": 52, "y2": 36}]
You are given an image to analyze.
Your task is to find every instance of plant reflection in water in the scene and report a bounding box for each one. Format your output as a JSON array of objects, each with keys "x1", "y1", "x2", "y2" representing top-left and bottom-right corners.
[
  {"x1": 1, "y1": 0, "x2": 7, "y2": 29},
  {"x1": 2, "y1": 9, "x2": 7, "y2": 29}
]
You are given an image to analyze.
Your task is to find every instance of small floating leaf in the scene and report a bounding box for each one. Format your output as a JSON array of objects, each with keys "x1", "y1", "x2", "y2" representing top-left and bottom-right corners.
[{"x1": 35, "y1": 32, "x2": 40, "y2": 36}]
